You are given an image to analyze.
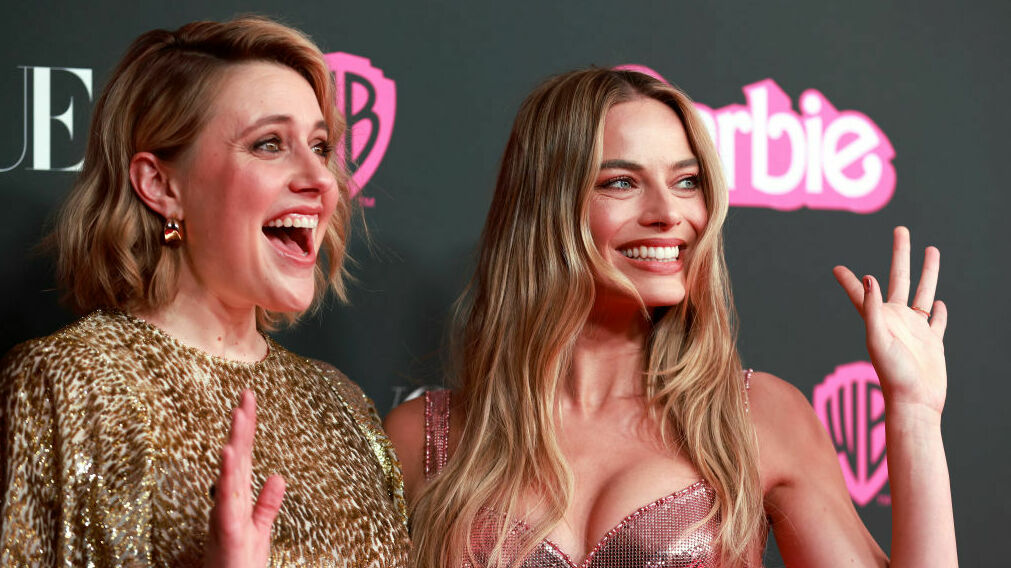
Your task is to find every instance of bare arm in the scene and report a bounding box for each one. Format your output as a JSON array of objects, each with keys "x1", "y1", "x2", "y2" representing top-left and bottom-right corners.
[
  {"x1": 760, "y1": 227, "x2": 955, "y2": 567},
  {"x1": 754, "y1": 373, "x2": 887, "y2": 566},
  {"x1": 383, "y1": 395, "x2": 429, "y2": 505},
  {"x1": 832, "y1": 226, "x2": 956, "y2": 566}
]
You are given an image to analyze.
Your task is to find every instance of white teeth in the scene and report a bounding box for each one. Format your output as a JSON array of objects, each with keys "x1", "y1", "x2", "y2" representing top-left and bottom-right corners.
[
  {"x1": 621, "y1": 245, "x2": 681, "y2": 262},
  {"x1": 265, "y1": 214, "x2": 319, "y2": 229}
]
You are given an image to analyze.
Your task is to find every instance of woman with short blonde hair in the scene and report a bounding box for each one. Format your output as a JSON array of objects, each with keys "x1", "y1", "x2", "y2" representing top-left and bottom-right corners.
[
  {"x1": 53, "y1": 16, "x2": 350, "y2": 328},
  {"x1": 1, "y1": 17, "x2": 409, "y2": 566}
]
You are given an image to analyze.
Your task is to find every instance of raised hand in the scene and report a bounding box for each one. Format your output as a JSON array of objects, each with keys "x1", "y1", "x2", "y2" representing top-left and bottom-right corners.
[
  {"x1": 832, "y1": 227, "x2": 948, "y2": 416},
  {"x1": 204, "y1": 390, "x2": 286, "y2": 568}
]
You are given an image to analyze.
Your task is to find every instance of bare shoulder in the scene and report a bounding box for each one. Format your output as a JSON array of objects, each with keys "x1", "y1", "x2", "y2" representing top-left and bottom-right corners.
[
  {"x1": 745, "y1": 376, "x2": 886, "y2": 564},
  {"x1": 748, "y1": 371, "x2": 817, "y2": 426},
  {"x1": 383, "y1": 395, "x2": 428, "y2": 503},
  {"x1": 747, "y1": 371, "x2": 834, "y2": 487}
]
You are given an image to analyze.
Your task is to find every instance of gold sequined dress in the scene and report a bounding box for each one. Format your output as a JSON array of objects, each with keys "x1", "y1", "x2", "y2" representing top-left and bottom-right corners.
[{"x1": 0, "y1": 310, "x2": 410, "y2": 567}]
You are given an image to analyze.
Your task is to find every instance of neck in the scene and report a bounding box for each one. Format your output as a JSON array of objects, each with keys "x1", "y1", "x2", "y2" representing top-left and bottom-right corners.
[
  {"x1": 132, "y1": 270, "x2": 266, "y2": 363},
  {"x1": 564, "y1": 298, "x2": 652, "y2": 415}
]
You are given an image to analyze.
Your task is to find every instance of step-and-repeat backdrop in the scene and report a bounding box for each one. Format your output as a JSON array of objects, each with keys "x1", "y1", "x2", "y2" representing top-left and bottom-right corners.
[{"x1": 2, "y1": 1, "x2": 1006, "y2": 564}]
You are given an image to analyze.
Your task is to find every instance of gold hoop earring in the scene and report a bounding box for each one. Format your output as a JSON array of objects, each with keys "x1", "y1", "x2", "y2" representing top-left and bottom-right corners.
[{"x1": 163, "y1": 218, "x2": 183, "y2": 245}]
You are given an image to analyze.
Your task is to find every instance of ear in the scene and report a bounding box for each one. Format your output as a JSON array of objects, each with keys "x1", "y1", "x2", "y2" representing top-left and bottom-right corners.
[{"x1": 129, "y1": 152, "x2": 183, "y2": 220}]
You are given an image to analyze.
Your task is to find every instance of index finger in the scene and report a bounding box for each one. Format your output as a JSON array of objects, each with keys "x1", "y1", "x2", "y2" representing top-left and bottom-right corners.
[{"x1": 833, "y1": 265, "x2": 865, "y2": 313}]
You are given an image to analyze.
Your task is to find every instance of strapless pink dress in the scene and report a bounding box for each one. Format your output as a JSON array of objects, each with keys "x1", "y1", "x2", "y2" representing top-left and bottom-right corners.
[{"x1": 422, "y1": 377, "x2": 756, "y2": 568}]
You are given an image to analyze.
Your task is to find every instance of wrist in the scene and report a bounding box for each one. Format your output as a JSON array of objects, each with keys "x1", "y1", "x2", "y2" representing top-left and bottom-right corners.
[{"x1": 885, "y1": 400, "x2": 943, "y2": 432}]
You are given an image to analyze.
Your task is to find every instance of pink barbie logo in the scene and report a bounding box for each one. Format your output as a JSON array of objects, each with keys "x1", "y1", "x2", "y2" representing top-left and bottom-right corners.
[
  {"x1": 811, "y1": 362, "x2": 890, "y2": 506},
  {"x1": 324, "y1": 52, "x2": 396, "y2": 207},
  {"x1": 616, "y1": 65, "x2": 895, "y2": 213}
]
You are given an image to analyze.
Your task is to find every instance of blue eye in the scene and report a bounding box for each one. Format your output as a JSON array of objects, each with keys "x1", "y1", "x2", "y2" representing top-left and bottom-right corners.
[
  {"x1": 675, "y1": 175, "x2": 699, "y2": 190},
  {"x1": 602, "y1": 177, "x2": 634, "y2": 190}
]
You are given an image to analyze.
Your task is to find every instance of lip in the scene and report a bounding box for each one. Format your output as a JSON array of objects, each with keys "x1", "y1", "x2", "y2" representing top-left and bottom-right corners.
[
  {"x1": 263, "y1": 206, "x2": 324, "y2": 224},
  {"x1": 617, "y1": 238, "x2": 686, "y2": 248}
]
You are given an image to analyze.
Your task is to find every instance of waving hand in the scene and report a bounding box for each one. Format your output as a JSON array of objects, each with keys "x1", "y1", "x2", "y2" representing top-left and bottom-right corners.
[
  {"x1": 833, "y1": 226, "x2": 948, "y2": 415},
  {"x1": 832, "y1": 226, "x2": 957, "y2": 565},
  {"x1": 204, "y1": 390, "x2": 286, "y2": 568}
]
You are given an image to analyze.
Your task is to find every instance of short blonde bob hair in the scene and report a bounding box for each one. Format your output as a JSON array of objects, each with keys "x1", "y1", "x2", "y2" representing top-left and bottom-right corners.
[{"x1": 52, "y1": 16, "x2": 350, "y2": 328}]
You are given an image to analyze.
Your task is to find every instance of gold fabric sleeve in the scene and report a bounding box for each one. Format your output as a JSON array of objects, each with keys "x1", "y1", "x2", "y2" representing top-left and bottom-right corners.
[
  {"x1": 319, "y1": 361, "x2": 409, "y2": 527},
  {"x1": 0, "y1": 311, "x2": 409, "y2": 567}
]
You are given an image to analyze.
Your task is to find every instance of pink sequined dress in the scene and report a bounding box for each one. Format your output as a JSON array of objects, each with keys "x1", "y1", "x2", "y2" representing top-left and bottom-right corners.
[{"x1": 422, "y1": 379, "x2": 756, "y2": 568}]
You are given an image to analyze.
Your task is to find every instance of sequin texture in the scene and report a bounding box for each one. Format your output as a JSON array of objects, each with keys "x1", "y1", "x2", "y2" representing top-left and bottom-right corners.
[
  {"x1": 423, "y1": 390, "x2": 451, "y2": 477},
  {"x1": 423, "y1": 390, "x2": 721, "y2": 568},
  {"x1": 1, "y1": 310, "x2": 410, "y2": 566}
]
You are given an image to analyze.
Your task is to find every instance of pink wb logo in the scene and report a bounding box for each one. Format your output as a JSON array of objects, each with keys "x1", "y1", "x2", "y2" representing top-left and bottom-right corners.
[
  {"x1": 811, "y1": 362, "x2": 890, "y2": 506},
  {"x1": 323, "y1": 52, "x2": 396, "y2": 207}
]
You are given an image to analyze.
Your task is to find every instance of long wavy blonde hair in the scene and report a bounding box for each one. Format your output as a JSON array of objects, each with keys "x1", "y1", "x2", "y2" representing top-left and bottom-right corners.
[{"x1": 410, "y1": 69, "x2": 764, "y2": 567}]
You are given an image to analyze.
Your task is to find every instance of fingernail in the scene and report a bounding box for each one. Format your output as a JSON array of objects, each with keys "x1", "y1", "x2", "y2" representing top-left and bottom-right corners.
[{"x1": 863, "y1": 276, "x2": 872, "y2": 291}]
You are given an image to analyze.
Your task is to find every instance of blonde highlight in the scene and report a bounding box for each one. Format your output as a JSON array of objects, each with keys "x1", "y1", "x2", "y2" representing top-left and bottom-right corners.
[
  {"x1": 49, "y1": 16, "x2": 351, "y2": 330},
  {"x1": 410, "y1": 69, "x2": 764, "y2": 567}
]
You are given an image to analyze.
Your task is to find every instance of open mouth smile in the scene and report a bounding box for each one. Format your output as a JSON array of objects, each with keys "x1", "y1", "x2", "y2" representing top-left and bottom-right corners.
[
  {"x1": 619, "y1": 244, "x2": 680, "y2": 262},
  {"x1": 262, "y1": 213, "x2": 318, "y2": 261}
]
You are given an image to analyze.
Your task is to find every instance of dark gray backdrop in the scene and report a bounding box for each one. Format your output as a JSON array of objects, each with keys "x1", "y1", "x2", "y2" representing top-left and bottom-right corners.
[{"x1": 2, "y1": 1, "x2": 1007, "y2": 565}]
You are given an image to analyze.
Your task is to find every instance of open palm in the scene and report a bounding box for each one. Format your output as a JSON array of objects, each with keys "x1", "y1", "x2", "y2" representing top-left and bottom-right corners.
[
  {"x1": 833, "y1": 227, "x2": 948, "y2": 415},
  {"x1": 204, "y1": 390, "x2": 286, "y2": 568}
]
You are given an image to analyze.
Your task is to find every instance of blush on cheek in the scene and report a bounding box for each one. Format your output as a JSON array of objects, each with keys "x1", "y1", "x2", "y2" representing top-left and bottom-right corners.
[{"x1": 690, "y1": 196, "x2": 710, "y2": 234}]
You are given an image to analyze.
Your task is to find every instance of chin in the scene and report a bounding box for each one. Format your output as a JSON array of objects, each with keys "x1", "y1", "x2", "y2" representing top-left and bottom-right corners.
[
  {"x1": 633, "y1": 280, "x2": 684, "y2": 301},
  {"x1": 262, "y1": 286, "x2": 316, "y2": 314},
  {"x1": 644, "y1": 300, "x2": 684, "y2": 310},
  {"x1": 641, "y1": 291, "x2": 687, "y2": 309}
]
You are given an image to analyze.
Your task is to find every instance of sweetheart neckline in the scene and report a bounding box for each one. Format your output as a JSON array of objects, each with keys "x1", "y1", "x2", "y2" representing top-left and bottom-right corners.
[{"x1": 498, "y1": 479, "x2": 712, "y2": 568}]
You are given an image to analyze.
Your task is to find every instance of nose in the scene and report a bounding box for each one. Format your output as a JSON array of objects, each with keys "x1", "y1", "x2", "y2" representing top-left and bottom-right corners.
[
  {"x1": 290, "y1": 144, "x2": 337, "y2": 195},
  {"x1": 639, "y1": 184, "x2": 682, "y2": 229}
]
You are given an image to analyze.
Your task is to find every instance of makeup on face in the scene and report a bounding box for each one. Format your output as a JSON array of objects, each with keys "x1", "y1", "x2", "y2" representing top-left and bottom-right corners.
[{"x1": 588, "y1": 97, "x2": 708, "y2": 309}]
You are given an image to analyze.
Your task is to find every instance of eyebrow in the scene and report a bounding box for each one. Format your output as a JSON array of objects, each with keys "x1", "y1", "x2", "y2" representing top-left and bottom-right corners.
[
  {"x1": 599, "y1": 157, "x2": 698, "y2": 171},
  {"x1": 239, "y1": 115, "x2": 329, "y2": 137}
]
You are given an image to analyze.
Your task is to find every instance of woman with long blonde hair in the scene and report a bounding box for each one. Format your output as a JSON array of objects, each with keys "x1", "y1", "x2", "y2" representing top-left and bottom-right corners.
[{"x1": 385, "y1": 69, "x2": 956, "y2": 567}]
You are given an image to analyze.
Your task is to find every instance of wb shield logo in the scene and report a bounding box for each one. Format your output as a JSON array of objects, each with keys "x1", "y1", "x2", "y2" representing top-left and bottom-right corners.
[
  {"x1": 811, "y1": 361, "x2": 890, "y2": 506},
  {"x1": 324, "y1": 53, "x2": 396, "y2": 207}
]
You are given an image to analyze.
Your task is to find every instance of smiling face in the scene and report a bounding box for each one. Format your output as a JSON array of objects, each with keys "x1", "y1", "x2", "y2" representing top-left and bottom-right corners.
[
  {"x1": 168, "y1": 61, "x2": 339, "y2": 314},
  {"x1": 588, "y1": 97, "x2": 709, "y2": 309}
]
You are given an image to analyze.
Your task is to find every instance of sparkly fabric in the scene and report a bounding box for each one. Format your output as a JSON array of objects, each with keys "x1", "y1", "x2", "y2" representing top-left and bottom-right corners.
[
  {"x1": 743, "y1": 368, "x2": 753, "y2": 413},
  {"x1": 423, "y1": 391, "x2": 720, "y2": 567},
  {"x1": 423, "y1": 390, "x2": 451, "y2": 478},
  {"x1": 1, "y1": 310, "x2": 410, "y2": 567}
]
